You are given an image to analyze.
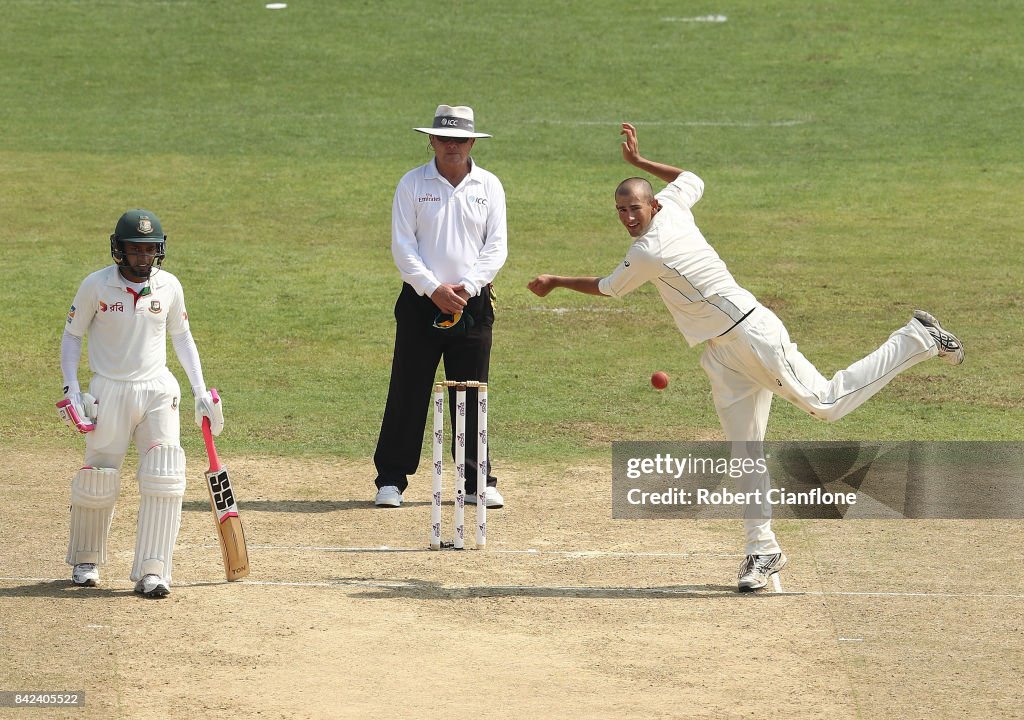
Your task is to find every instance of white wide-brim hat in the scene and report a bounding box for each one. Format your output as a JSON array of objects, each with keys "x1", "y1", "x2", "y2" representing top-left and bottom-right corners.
[{"x1": 414, "y1": 104, "x2": 492, "y2": 138}]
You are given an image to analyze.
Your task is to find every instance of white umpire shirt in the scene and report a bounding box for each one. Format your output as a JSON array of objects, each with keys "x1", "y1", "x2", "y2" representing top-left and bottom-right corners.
[
  {"x1": 65, "y1": 265, "x2": 190, "y2": 381},
  {"x1": 598, "y1": 172, "x2": 758, "y2": 346},
  {"x1": 392, "y1": 158, "x2": 508, "y2": 298}
]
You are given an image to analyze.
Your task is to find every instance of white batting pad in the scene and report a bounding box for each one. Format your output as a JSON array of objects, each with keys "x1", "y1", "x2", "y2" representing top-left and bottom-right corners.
[
  {"x1": 131, "y1": 444, "x2": 187, "y2": 582},
  {"x1": 66, "y1": 467, "x2": 121, "y2": 565}
]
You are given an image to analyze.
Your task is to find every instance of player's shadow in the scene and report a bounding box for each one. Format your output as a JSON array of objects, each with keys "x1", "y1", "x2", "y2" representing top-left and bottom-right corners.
[
  {"x1": 181, "y1": 499, "x2": 431, "y2": 513},
  {"x1": 343, "y1": 577, "x2": 755, "y2": 600},
  {"x1": 0, "y1": 580, "x2": 132, "y2": 600}
]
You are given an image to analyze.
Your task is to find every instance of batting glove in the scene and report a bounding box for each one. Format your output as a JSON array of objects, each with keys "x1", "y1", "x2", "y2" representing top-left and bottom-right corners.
[
  {"x1": 194, "y1": 388, "x2": 225, "y2": 436},
  {"x1": 57, "y1": 391, "x2": 98, "y2": 433}
]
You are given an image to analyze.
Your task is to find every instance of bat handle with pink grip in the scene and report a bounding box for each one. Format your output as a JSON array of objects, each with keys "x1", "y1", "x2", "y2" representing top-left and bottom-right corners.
[{"x1": 202, "y1": 388, "x2": 222, "y2": 470}]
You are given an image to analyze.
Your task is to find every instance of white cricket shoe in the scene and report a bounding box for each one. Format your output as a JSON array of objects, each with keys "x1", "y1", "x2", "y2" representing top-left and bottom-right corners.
[
  {"x1": 134, "y1": 574, "x2": 170, "y2": 599},
  {"x1": 374, "y1": 485, "x2": 403, "y2": 508},
  {"x1": 465, "y1": 487, "x2": 504, "y2": 508},
  {"x1": 913, "y1": 310, "x2": 964, "y2": 365},
  {"x1": 72, "y1": 563, "x2": 99, "y2": 587},
  {"x1": 737, "y1": 553, "x2": 787, "y2": 592}
]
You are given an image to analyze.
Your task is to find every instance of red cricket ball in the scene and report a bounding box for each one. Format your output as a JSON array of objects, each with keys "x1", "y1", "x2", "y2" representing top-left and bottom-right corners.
[{"x1": 651, "y1": 371, "x2": 669, "y2": 390}]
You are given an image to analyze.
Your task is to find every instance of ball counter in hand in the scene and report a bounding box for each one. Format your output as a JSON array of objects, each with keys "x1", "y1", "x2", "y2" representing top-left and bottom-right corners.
[{"x1": 651, "y1": 371, "x2": 669, "y2": 390}]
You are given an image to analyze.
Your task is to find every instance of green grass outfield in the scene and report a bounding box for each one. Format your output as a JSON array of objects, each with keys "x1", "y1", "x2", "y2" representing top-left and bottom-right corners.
[{"x1": 1, "y1": 0, "x2": 1022, "y2": 465}]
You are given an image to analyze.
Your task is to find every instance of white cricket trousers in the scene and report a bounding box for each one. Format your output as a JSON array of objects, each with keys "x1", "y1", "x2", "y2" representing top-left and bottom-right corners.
[
  {"x1": 84, "y1": 369, "x2": 181, "y2": 468},
  {"x1": 699, "y1": 305, "x2": 938, "y2": 555},
  {"x1": 67, "y1": 369, "x2": 184, "y2": 575}
]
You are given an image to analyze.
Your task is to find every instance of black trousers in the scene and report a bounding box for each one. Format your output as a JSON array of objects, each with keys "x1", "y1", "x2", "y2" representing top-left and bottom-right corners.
[{"x1": 373, "y1": 283, "x2": 496, "y2": 494}]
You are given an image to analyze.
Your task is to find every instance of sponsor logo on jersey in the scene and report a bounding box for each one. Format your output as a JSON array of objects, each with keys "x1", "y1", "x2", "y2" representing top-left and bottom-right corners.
[
  {"x1": 66, "y1": 305, "x2": 76, "y2": 323},
  {"x1": 149, "y1": 300, "x2": 162, "y2": 314},
  {"x1": 624, "y1": 260, "x2": 630, "y2": 267},
  {"x1": 99, "y1": 300, "x2": 125, "y2": 313},
  {"x1": 468, "y1": 195, "x2": 487, "y2": 206},
  {"x1": 418, "y1": 193, "x2": 441, "y2": 203}
]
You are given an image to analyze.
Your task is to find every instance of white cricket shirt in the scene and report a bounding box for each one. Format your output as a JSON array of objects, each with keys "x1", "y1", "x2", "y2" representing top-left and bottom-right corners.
[
  {"x1": 64, "y1": 265, "x2": 191, "y2": 380},
  {"x1": 598, "y1": 172, "x2": 757, "y2": 347},
  {"x1": 392, "y1": 158, "x2": 508, "y2": 298}
]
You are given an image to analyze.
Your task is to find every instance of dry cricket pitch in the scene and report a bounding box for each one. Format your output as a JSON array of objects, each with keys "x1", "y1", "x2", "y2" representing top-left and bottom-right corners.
[{"x1": 1, "y1": 449, "x2": 1021, "y2": 719}]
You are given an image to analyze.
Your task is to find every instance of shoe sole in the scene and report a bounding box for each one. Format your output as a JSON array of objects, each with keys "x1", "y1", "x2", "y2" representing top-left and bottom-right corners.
[
  {"x1": 913, "y1": 310, "x2": 965, "y2": 365},
  {"x1": 374, "y1": 501, "x2": 402, "y2": 508},
  {"x1": 72, "y1": 579, "x2": 97, "y2": 587},
  {"x1": 135, "y1": 586, "x2": 170, "y2": 599}
]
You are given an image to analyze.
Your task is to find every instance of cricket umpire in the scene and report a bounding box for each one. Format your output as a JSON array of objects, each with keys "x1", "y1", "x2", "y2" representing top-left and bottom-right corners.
[
  {"x1": 372, "y1": 104, "x2": 508, "y2": 509},
  {"x1": 59, "y1": 209, "x2": 223, "y2": 598}
]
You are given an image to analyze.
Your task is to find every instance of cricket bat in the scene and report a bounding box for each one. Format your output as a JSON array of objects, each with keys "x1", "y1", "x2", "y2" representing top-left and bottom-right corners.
[{"x1": 202, "y1": 389, "x2": 250, "y2": 580}]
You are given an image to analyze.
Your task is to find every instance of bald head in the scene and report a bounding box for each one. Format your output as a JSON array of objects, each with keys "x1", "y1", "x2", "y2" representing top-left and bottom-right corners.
[
  {"x1": 615, "y1": 177, "x2": 655, "y2": 202},
  {"x1": 614, "y1": 177, "x2": 662, "y2": 237}
]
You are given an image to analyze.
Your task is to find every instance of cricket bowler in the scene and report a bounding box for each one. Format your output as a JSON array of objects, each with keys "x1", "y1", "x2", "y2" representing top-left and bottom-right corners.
[{"x1": 528, "y1": 123, "x2": 965, "y2": 591}]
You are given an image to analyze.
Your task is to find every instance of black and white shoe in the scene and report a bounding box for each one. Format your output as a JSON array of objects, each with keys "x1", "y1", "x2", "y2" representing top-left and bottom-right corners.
[
  {"x1": 737, "y1": 553, "x2": 787, "y2": 592},
  {"x1": 72, "y1": 563, "x2": 99, "y2": 587},
  {"x1": 913, "y1": 310, "x2": 964, "y2": 365},
  {"x1": 134, "y1": 574, "x2": 170, "y2": 599}
]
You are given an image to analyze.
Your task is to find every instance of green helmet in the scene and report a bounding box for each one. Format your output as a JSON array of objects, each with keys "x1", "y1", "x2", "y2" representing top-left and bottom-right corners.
[{"x1": 110, "y1": 209, "x2": 166, "y2": 279}]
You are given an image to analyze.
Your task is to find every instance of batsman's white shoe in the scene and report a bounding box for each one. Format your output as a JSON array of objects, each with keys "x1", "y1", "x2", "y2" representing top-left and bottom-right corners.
[
  {"x1": 72, "y1": 563, "x2": 99, "y2": 587},
  {"x1": 374, "y1": 485, "x2": 403, "y2": 508},
  {"x1": 465, "y1": 487, "x2": 505, "y2": 508},
  {"x1": 913, "y1": 310, "x2": 964, "y2": 365},
  {"x1": 134, "y1": 574, "x2": 170, "y2": 599},
  {"x1": 737, "y1": 553, "x2": 787, "y2": 592}
]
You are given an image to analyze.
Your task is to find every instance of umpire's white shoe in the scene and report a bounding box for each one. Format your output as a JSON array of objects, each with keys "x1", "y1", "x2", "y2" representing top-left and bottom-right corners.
[
  {"x1": 465, "y1": 487, "x2": 504, "y2": 508},
  {"x1": 134, "y1": 574, "x2": 170, "y2": 599},
  {"x1": 737, "y1": 553, "x2": 787, "y2": 592},
  {"x1": 72, "y1": 563, "x2": 99, "y2": 587},
  {"x1": 913, "y1": 310, "x2": 964, "y2": 365},
  {"x1": 374, "y1": 485, "x2": 403, "y2": 508}
]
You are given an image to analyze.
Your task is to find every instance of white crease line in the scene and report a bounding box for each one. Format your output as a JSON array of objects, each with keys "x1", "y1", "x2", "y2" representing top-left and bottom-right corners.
[
  {"x1": 761, "y1": 589, "x2": 1024, "y2": 602},
  {"x1": 661, "y1": 15, "x2": 728, "y2": 23},
  {"x1": 242, "y1": 544, "x2": 745, "y2": 559}
]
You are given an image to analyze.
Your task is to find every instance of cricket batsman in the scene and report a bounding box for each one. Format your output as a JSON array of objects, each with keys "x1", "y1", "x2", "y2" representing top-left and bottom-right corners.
[{"x1": 59, "y1": 209, "x2": 224, "y2": 598}]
